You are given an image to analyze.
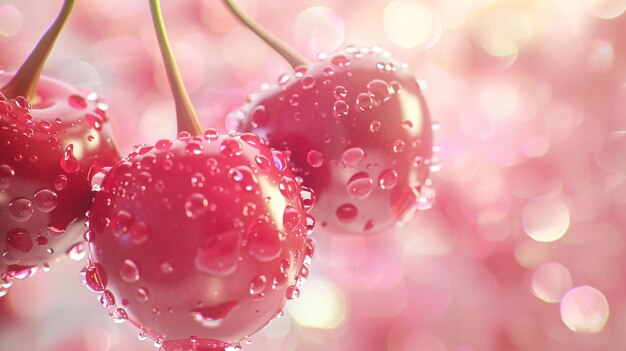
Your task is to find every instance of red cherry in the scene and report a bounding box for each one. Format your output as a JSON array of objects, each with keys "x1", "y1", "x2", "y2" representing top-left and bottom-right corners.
[
  {"x1": 87, "y1": 132, "x2": 311, "y2": 344},
  {"x1": 0, "y1": 0, "x2": 120, "y2": 295},
  {"x1": 224, "y1": 1, "x2": 436, "y2": 234},
  {"x1": 230, "y1": 47, "x2": 437, "y2": 233},
  {"x1": 84, "y1": 1, "x2": 313, "y2": 347}
]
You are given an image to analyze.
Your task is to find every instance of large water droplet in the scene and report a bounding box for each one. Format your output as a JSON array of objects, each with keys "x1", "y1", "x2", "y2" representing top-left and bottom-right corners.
[
  {"x1": 195, "y1": 230, "x2": 240, "y2": 277},
  {"x1": 356, "y1": 93, "x2": 374, "y2": 111},
  {"x1": 82, "y1": 263, "x2": 108, "y2": 292},
  {"x1": 347, "y1": 173, "x2": 374, "y2": 200},
  {"x1": 8, "y1": 198, "x2": 33, "y2": 222},
  {"x1": 33, "y1": 189, "x2": 58, "y2": 212},
  {"x1": 190, "y1": 301, "x2": 239, "y2": 328},
  {"x1": 250, "y1": 275, "x2": 267, "y2": 295},
  {"x1": 283, "y1": 206, "x2": 302, "y2": 232},
  {"x1": 342, "y1": 147, "x2": 365, "y2": 168},
  {"x1": 186, "y1": 142, "x2": 204, "y2": 156},
  {"x1": 204, "y1": 129, "x2": 219, "y2": 142},
  {"x1": 120, "y1": 259, "x2": 140, "y2": 283},
  {"x1": 110, "y1": 211, "x2": 133, "y2": 237},
  {"x1": 0, "y1": 164, "x2": 15, "y2": 190},
  {"x1": 60, "y1": 144, "x2": 80, "y2": 174},
  {"x1": 6, "y1": 229, "x2": 33, "y2": 258},
  {"x1": 246, "y1": 219, "x2": 283, "y2": 262},
  {"x1": 229, "y1": 166, "x2": 258, "y2": 192},
  {"x1": 306, "y1": 150, "x2": 324, "y2": 168},
  {"x1": 185, "y1": 193, "x2": 210, "y2": 218},
  {"x1": 336, "y1": 203, "x2": 358, "y2": 223},
  {"x1": 279, "y1": 177, "x2": 298, "y2": 200},
  {"x1": 68, "y1": 95, "x2": 87, "y2": 109},
  {"x1": 85, "y1": 114, "x2": 103, "y2": 131},
  {"x1": 220, "y1": 139, "x2": 243, "y2": 157},
  {"x1": 90, "y1": 167, "x2": 109, "y2": 191},
  {"x1": 367, "y1": 79, "x2": 391, "y2": 103},
  {"x1": 255, "y1": 155, "x2": 272, "y2": 171},
  {"x1": 286, "y1": 286, "x2": 300, "y2": 300},
  {"x1": 130, "y1": 221, "x2": 150, "y2": 245},
  {"x1": 333, "y1": 100, "x2": 349, "y2": 117},
  {"x1": 54, "y1": 174, "x2": 68, "y2": 191},
  {"x1": 333, "y1": 86, "x2": 347, "y2": 99},
  {"x1": 379, "y1": 169, "x2": 399, "y2": 190},
  {"x1": 272, "y1": 151, "x2": 288, "y2": 171}
]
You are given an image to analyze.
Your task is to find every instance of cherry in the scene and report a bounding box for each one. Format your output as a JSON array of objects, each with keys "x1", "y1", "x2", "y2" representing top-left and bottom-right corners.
[
  {"x1": 85, "y1": 1, "x2": 313, "y2": 348},
  {"x1": 225, "y1": 0, "x2": 437, "y2": 235},
  {"x1": 0, "y1": 0, "x2": 119, "y2": 296}
]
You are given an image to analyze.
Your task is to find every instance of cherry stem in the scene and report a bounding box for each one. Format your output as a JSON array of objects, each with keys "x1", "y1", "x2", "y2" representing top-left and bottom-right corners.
[
  {"x1": 222, "y1": 0, "x2": 309, "y2": 69},
  {"x1": 0, "y1": 0, "x2": 76, "y2": 101},
  {"x1": 149, "y1": 0, "x2": 203, "y2": 136}
]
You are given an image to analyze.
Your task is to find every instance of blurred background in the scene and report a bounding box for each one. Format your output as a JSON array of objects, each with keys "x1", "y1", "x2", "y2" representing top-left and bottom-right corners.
[{"x1": 1, "y1": 0, "x2": 626, "y2": 350}]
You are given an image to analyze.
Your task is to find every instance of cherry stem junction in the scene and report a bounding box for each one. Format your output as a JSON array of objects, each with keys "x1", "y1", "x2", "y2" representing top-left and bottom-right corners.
[
  {"x1": 1, "y1": 0, "x2": 76, "y2": 101},
  {"x1": 149, "y1": 0, "x2": 203, "y2": 136},
  {"x1": 222, "y1": 0, "x2": 309, "y2": 69}
]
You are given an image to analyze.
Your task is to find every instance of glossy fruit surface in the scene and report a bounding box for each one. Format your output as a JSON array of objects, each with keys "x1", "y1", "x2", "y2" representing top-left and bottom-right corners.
[
  {"x1": 234, "y1": 45, "x2": 436, "y2": 234},
  {"x1": 86, "y1": 131, "x2": 313, "y2": 344},
  {"x1": 0, "y1": 72, "x2": 119, "y2": 295}
]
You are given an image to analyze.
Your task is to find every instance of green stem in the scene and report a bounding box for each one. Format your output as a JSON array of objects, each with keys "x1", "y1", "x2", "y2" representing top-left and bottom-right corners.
[
  {"x1": 222, "y1": 0, "x2": 308, "y2": 69},
  {"x1": 1, "y1": 0, "x2": 76, "y2": 101},
  {"x1": 149, "y1": 0, "x2": 203, "y2": 136}
]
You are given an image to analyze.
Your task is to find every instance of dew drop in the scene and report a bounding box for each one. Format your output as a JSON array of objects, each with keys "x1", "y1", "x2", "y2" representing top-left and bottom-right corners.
[
  {"x1": 283, "y1": 206, "x2": 302, "y2": 231},
  {"x1": 336, "y1": 203, "x2": 358, "y2": 223},
  {"x1": 33, "y1": 189, "x2": 57, "y2": 212},
  {"x1": 301, "y1": 75, "x2": 316, "y2": 89},
  {"x1": 82, "y1": 263, "x2": 108, "y2": 292},
  {"x1": 379, "y1": 169, "x2": 399, "y2": 190},
  {"x1": 54, "y1": 174, "x2": 68, "y2": 191},
  {"x1": 367, "y1": 79, "x2": 391, "y2": 103},
  {"x1": 333, "y1": 100, "x2": 349, "y2": 117},
  {"x1": 392, "y1": 139, "x2": 405, "y2": 153},
  {"x1": 137, "y1": 287, "x2": 150, "y2": 302},
  {"x1": 68, "y1": 95, "x2": 87, "y2": 109},
  {"x1": 306, "y1": 150, "x2": 324, "y2": 168},
  {"x1": 85, "y1": 114, "x2": 103, "y2": 131},
  {"x1": 155, "y1": 139, "x2": 172, "y2": 151},
  {"x1": 356, "y1": 93, "x2": 374, "y2": 111},
  {"x1": 370, "y1": 120, "x2": 381, "y2": 132},
  {"x1": 279, "y1": 176, "x2": 298, "y2": 200},
  {"x1": 110, "y1": 210, "x2": 133, "y2": 237},
  {"x1": 9, "y1": 198, "x2": 34, "y2": 222},
  {"x1": 120, "y1": 259, "x2": 140, "y2": 283},
  {"x1": 190, "y1": 301, "x2": 239, "y2": 328},
  {"x1": 191, "y1": 173, "x2": 206, "y2": 188},
  {"x1": 255, "y1": 155, "x2": 272, "y2": 171},
  {"x1": 272, "y1": 151, "x2": 288, "y2": 171},
  {"x1": 247, "y1": 219, "x2": 283, "y2": 262},
  {"x1": 219, "y1": 139, "x2": 243, "y2": 156},
  {"x1": 185, "y1": 142, "x2": 204, "y2": 156},
  {"x1": 299, "y1": 186, "x2": 315, "y2": 211},
  {"x1": 6, "y1": 229, "x2": 33, "y2": 257},
  {"x1": 333, "y1": 86, "x2": 347, "y2": 99},
  {"x1": 249, "y1": 275, "x2": 267, "y2": 295},
  {"x1": 347, "y1": 173, "x2": 374, "y2": 200},
  {"x1": 0, "y1": 164, "x2": 15, "y2": 190},
  {"x1": 195, "y1": 230, "x2": 240, "y2": 277},
  {"x1": 240, "y1": 133, "x2": 264, "y2": 148},
  {"x1": 185, "y1": 193, "x2": 209, "y2": 218},
  {"x1": 203, "y1": 129, "x2": 219, "y2": 142},
  {"x1": 60, "y1": 144, "x2": 80, "y2": 174},
  {"x1": 100, "y1": 289, "x2": 115, "y2": 308},
  {"x1": 342, "y1": 147, "x2": 365, "y2": 168},
  {"x1": 130, "y1": 221, "x2": 150, "y2": 245},
  {"x1": 286, "y1": 286, "x2": 300, "y2": 300}
]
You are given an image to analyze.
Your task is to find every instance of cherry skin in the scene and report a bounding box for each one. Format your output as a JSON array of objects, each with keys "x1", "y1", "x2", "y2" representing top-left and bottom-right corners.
[
  {"x1": 86, "y1": 131, "x2": 313, "y2": 345},
  {"x1": 234, "y1": 45, "x2": 435, "y2": 234},
  {"x1": 0, "y1": 73, "x2": 119, "y2": 294}
]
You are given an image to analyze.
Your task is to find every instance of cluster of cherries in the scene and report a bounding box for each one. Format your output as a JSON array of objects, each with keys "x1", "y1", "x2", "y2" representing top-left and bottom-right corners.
[{"x1": 0, "y1": 0, "x2": 436, "y2": 350}]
